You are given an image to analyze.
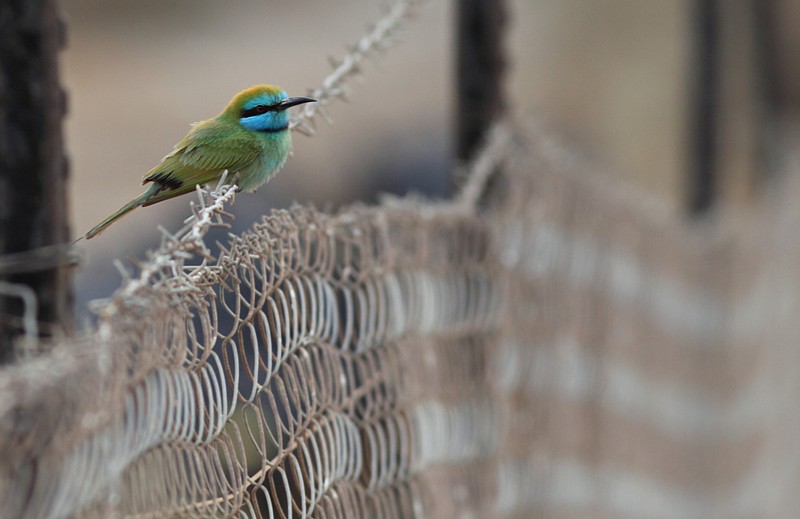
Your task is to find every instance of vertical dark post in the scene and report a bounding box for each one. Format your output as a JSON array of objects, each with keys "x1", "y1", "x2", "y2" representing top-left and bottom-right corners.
[
  {"x1": 751, "y1": 0, "x2": 784, "y2": 181},
  {"x1": 0, "y1": 0, "x2": 71, "y2": 362},
  {"x1": 455, "y1": 0, "x2": 507, "y2": 165},
  {"x1": 687, "y1": 0, "x2": 720, "y2": 215}
]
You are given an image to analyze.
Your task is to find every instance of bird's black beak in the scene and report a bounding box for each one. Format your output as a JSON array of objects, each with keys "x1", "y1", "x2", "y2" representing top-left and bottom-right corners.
[{"x1": 278, "y1": 96, "x2": 317, "y2": 110}]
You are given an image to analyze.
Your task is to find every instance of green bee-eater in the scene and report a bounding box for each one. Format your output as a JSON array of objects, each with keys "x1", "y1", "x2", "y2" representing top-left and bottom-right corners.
[{"x1": 83, "y1": 85, "x2": 315, "y2": 239}]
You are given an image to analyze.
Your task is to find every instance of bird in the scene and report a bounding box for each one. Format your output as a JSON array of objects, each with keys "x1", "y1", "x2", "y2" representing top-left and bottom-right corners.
[{"x1": 82, "y1": 85, "x2": 316, "y2": 239}]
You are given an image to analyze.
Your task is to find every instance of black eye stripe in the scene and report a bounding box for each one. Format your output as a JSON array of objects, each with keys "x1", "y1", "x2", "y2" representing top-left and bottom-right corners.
[{"x1": 240, "y1": 103, "x2": 280, "y2": 118}]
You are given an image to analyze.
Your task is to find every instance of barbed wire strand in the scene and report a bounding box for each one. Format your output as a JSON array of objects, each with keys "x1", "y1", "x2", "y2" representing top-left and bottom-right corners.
[{"x1": 289, "y1": 0, "x2": 424, "y2": 135}]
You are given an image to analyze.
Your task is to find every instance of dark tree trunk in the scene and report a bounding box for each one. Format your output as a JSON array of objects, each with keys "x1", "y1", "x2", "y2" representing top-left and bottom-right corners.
[
  {"x1": 455, "y1": 0, "x2": 507, "y2": 164},
  {"x1": 0, "y1": 0, "x2": 71, "y2": 362},
  {"x1": 687, "y1": 0, "x2": 720, "y2": 216}
]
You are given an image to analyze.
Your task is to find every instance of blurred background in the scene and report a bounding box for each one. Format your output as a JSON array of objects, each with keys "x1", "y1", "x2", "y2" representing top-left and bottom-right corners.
[
  {"x1": 1, "y1": 2, "x2": 797, "y2": 516},
  {"x1": 62, "y1": 0, "x2": 799, "y2": 318}
]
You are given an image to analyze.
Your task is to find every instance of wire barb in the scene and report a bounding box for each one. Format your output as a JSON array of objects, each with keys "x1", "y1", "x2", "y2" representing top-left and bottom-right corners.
[
  {"x1": 289, "y1": 0, "x2": 424, "y2": 135},
  {"x1": 95, "y1": 182, "x2": 239, "y2": 316}
]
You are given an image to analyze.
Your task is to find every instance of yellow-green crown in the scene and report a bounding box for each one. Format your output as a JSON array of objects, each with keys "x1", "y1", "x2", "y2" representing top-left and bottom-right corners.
[{"x1": 224, "y1": 85, "x2": 286, "y2": 115}]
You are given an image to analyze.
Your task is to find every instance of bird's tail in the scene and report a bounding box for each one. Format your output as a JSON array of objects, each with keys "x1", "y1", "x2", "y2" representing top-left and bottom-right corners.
[{"x1": 83, "y1": 184, "x2": 160, "y2": 240}]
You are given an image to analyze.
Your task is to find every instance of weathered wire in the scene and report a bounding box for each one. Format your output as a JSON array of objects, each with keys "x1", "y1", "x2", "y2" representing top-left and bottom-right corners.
[{"x1": 289, "y1": 0, "x2": 424, "y2": 135}]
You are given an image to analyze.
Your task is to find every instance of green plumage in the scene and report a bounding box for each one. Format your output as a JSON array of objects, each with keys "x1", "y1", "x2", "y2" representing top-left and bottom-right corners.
[{"x1": 82, "y1": 85, "x2": 315, "y2": 240}]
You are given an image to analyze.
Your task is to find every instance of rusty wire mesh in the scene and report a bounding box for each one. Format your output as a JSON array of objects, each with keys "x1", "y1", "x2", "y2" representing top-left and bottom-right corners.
[{"x1": 3, "y1": 120, "x2": 800, "y2": 518}]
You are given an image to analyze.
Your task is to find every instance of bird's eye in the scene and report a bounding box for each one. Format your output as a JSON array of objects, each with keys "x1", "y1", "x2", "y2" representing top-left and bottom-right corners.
[{"x1": 255, "y1": 105, "x2": 268, "y2": 114}]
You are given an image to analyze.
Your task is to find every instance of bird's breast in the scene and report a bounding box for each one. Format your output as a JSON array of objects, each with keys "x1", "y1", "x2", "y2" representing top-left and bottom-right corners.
[{"x1": 236, "y1": 133, "x2": 292, "y2": 192}]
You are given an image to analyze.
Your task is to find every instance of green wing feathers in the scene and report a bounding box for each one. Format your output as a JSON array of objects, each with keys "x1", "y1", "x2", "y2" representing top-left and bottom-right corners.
[
  {"x1": 84, "y1": 121, "x2": 262, "y2": 239},
  {"x1": 143, "y1": 121, "x2": 261, "y2": 188}
]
